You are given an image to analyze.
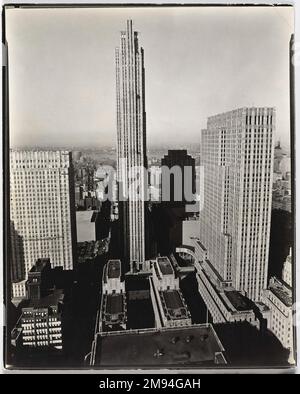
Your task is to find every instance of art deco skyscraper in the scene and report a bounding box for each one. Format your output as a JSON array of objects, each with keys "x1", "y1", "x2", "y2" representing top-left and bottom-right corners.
[
  {"x1": 161, "y1": 150, "x2": 196, "y2": 206},
  {"x1": 198, "y1": 108, "x2": 274, "y2": 301},
  {"x1": 115, "y1": 20, "x2": 148, "y2": 272},
  {"x1": 10, "y1": 150, "x2": 77, "y2": 299}
]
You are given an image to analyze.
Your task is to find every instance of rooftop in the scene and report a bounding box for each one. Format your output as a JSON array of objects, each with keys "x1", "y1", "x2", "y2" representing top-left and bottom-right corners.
[
  {"x1": 157, "y1": 257, "x2": 174, "y2": 276},
  {"x1": 225, "y1": 290, "x2": 253, "y2": 312},
  {"x1": 107, "y1": 259, "x2": 121, "y2": 279},
  {"x1": 269, "y1": 278, "x2": 292, "y2": 307},
  {"x1": 77, "y1": 239, "x2": 109, "y2": 261},
  {"x1": 255, "y1": 301, "x2": 270, "y2": 313},
  {"x1": 92, "y1": 324, "x2": 226, "y2": 367},
  {"x1": 160, "y1": 290, "x2": 190, "y2": 320},
  {"x1": 125, "y1": 276, "x2": 150, "y2": 291},
  {"x1": 104, "y1": 294, "x2": 124, "y2": 315},
  {"x1": 102, "y1": 294, "x2": 126, "y2": 326}
]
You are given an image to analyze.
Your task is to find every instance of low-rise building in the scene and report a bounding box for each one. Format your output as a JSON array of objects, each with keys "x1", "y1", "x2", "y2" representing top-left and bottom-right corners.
[
  {"x1": 150, "y1": 256, "x2": 191, "y2": 328},
  {"x1": 98, "y1": 260, "x2": 127, "y2": 332},
  {"x1": 89, "y1": 324, "x2": 226, "y2": 367},
  {"x1": 177, "y1": 236, "x2": 260, "y2": 327},
  {"x1": 195, "y1": 259, "x2": 259, "y2": 327}
]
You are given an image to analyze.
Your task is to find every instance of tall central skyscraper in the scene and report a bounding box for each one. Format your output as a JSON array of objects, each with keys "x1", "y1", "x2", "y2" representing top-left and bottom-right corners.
[
  {"x1": 115, "y1": 20, "x2": 148, "y2": 272},
  {"x1": 198, "y1": 108, "x2": 274, "y2": 301}
]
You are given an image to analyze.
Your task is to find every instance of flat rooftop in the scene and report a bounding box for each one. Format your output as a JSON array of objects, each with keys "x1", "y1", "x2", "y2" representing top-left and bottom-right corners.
[
  {"x1": 104, "y1": 294, "x2": 124, "y2": 314},
  {"x1": 126, "y1": 276, "x2": 150, "y2": 291},
  {"x1": 107, "y1": 260, "x2": 121, "y2": 279},
  {"x1": 157, "y1": 257, "x2": 173, "y2": 276},
  {"x1": 92, "y1": 324, "x2": 226, "y2": 367},
  {"x1": 102, "y1": 294, "x2": 126, "y2": 325},
  {"x1": 160, "y1": 290, "x2": 190, "y2": 320},
  {"x1": 77, "y1": 239, "x2": 109, "y2": 261},
  {"x1": 163, "y1": 290, "x2": 184, "y2": 309},
  {"x1": 225, "y1": 290, "x2": 253, "y2": 312}
]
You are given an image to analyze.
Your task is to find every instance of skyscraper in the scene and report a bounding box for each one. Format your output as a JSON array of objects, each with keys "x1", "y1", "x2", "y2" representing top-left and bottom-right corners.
[
  {"x1": 161, "y1": 149, "x2": 196, "y2": 206},
  {"x1": 10, "y1": 150, "x2": 77, "y2": 299},
  {"x1": 115, "y1": 20, "x2": 148, "y2": 272},
  {"x1": 198, "y1": 108, "x2": 274, "y2": 301}
]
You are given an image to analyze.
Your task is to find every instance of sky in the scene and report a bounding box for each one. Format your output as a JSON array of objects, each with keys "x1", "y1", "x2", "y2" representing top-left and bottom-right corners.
[{"x1": 6, "y1": 5, "x2": 294, "y2": 149}]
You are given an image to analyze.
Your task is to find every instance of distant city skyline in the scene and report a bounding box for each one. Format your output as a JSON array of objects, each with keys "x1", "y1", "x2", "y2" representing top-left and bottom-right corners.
[{"x1": 6, "y1": 6, "x2": 293, "y2": 149}]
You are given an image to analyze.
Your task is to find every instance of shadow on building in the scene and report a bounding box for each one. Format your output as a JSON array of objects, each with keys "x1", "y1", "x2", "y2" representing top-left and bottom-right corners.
[{"x1": 268, "y1": 209, "x2": 292, "y2": 279}]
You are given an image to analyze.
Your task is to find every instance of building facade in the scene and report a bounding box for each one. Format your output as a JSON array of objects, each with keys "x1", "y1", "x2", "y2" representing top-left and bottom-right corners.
[
  {"x1": 11, "y1": 258, "x2": 64, "y2": 350},
  {"x1": 10, "y1": 150, "x2": 77, "y2": 298},
  {"x1": 26, "y1": 258, "x2": 52, "y2": 300},
  {"x1": 11, "y1": 290, "x2": 64, "y2": 350},
  {"x1": 198, "y1": 108, "x2": 275, "y2": 301},
  {"x1": 115, "y1": 20, "x2": 148, "y2": 272},
  {"x1": 262, "y1": 277, "x2": 294, "y2": 363},
  {"x1": 282, "y1": 248, "x2": 292, "y2": 287},
  {"x1": 76, "y1": 210, "x2": 99, "y2": 243}
]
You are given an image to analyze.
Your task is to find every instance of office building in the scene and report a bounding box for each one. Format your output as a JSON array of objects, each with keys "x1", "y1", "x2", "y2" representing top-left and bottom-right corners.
[
  {"x1": 11, "y1": 290, "x2": 64, "y2": 350},
  {"x1": 161, "y1": 150, "x2": 196, "y2": 205},
  {"x1": 197, "y1": 108, "x2": 274, "y2": 301},
  {"x1": 76, "y1": 210, "x2": 102, "y2": 242},
  {"x1": 262, "y1": 277, "x2": 294, "y2": 363},
  {"x1": 10, "y1": 150, "x2": 77, "y2": 299},
  {"x1": 26, "y1": 258, "x2": 52, "y2": 300},
  {"x1": 115, "y1": 20, "x2": 148, "y2": 272},
  {"x1": 11, "y1": 259, "x2": 63, "y2": 350},
  {"x1": 272, "y1": 170, "x2": 292, "y2": 213}
]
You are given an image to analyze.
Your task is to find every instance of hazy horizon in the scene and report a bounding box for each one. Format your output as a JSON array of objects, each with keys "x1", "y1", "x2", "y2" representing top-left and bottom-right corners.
[{"x1": 6, "y1": 6, "x2": 294, "y2": 149}]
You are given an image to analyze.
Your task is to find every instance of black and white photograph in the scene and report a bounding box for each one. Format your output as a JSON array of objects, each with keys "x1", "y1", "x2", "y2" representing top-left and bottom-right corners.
[{"x1": 2, "y1": 3, "x2": 297, "y2": 372}]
